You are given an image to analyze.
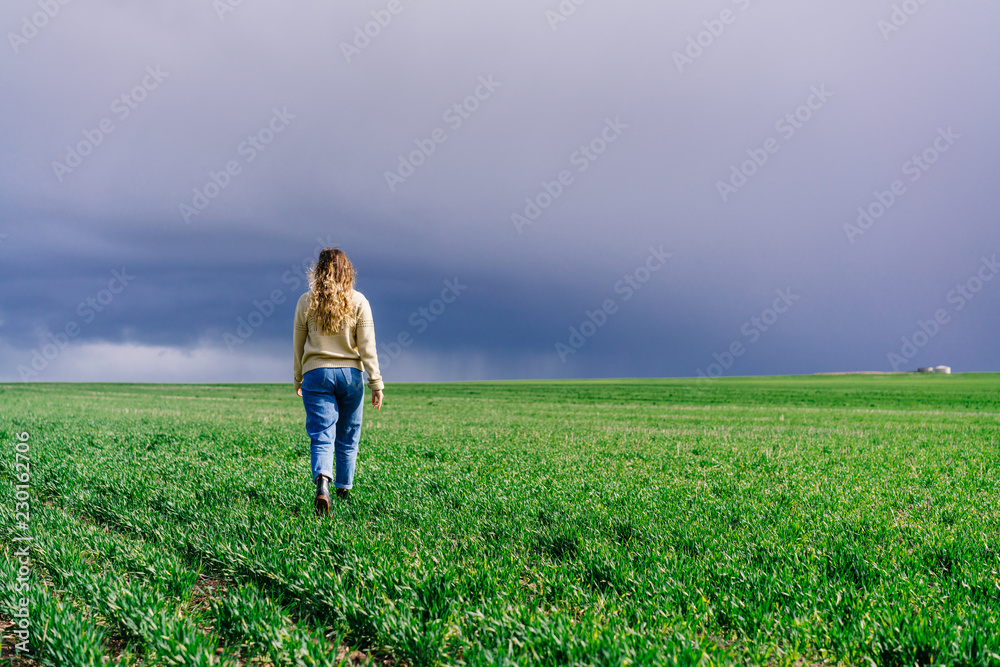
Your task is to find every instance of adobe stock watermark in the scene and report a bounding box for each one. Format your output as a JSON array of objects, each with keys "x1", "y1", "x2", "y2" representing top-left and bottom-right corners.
[
  {"x1": 673, "y1": 0, "x2": 754, "y2": 73},
  {"x1": 384, "y1": 75, "x2": 502, "y2": 193},
  {"x1": 223, "y1": 235, "x2": 338, "y2": 352},
  {"x1": 178, "y1": 107, "x2": 295, "y2": 224},
  {"x1": 222, "y1": 290, "x2": 287, "y2": 352},
  {"x1": 555, "y1": 246, "x2": 671, "y2": 363},
  {"x1": 878, "y1": 0, "x2": 932, "y2": 41},
  {"x1": 379, "y1": 278, "x2": 468, "y2": 370},
  {"x1": 51, "y1": 65, "x2": 169, "y2": 183},
  {"x1": 16, "y1": 268, "x2": 135, "y2": 381},
  {"x1": 844, "y1": 126, "x2": 959, "y2": 244},
  {"x1": 511, "y1": 116, "x2": 628, "y2": 233},
  {"x1": 887, "y1": 254, "x2": 997, "y2": 371},
  {"x1": 11, "y1": 431, "x2": 32, "y2": 654},
  {"x1": 695, "y1": 288, "x2": 800, "y2": 382},
  {"x1": 340, "y1": 0, "x2": 416, "y2": 64},
  {"x1": 7, "y1": 0, "x2": 72, "y2": 55},
  {"x1": 716, "y1": 85, "x2": 833, "y2": 203},
  {"x1": 545, "y1": 0, "x2": 592, "y2": 31},
  {"x1": 213, "y1": 0, "x2": 248, "y2": 22}
]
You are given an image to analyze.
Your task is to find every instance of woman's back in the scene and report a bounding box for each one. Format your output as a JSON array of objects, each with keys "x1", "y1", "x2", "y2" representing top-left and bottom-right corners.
[{"x1": 293, "y1": 288, "x2": 383, "y2": 394}]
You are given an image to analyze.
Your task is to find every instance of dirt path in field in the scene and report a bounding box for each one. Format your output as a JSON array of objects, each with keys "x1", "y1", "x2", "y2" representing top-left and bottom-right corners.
[{"x1": 0, "y1": 616, "x2": 41, "y2": 667}]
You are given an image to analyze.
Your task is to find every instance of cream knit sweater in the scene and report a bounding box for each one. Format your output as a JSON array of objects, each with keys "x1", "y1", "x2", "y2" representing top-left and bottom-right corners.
[{"x1": 293, "y1": 290, "x2": 384, "y2": 392}]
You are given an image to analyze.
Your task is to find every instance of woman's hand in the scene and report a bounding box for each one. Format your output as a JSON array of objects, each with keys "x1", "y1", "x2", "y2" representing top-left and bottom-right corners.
[
  {"x1": 296, "y1": 387, "x2": 302, "y2": 397},
  {"x1": 372, "y1": 389, "x2": 383, "y2": 410}
]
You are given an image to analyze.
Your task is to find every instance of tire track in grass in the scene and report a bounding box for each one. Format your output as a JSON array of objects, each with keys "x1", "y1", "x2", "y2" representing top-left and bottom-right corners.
[
  {"x1": 17, "y1": 452, "x2": 422, "y2": 664},
  {"x1": 14, "y1": 491, "x2": 399, "y2": 666},
  {"x1": 3, "y1": 493, "x2": 249, "y2": 663},
  {"x1": 55, "y1": 489, "x2": 485, "y2": 665},
  {"x1": 0, "y1": 543, "x2": 111, "y2": 666},
  {"x1": 1, "y1": 503, "x2": 233, "y2": 665}
]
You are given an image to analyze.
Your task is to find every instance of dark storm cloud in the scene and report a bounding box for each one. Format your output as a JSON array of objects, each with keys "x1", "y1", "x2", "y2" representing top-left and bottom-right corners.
[{"x1": 1, "y1": 0, "x2": 999, "y2": 382}]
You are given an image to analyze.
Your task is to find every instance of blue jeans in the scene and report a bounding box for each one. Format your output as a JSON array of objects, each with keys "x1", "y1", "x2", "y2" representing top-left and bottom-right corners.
[{"x1": 301, "y1": 367, "x2": 365, "y2": 489}]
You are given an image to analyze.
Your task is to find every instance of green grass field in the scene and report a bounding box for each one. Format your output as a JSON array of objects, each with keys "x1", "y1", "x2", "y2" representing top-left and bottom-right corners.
[{"x1": 1, "y1": 375, "x2": 999, "y2": 666}]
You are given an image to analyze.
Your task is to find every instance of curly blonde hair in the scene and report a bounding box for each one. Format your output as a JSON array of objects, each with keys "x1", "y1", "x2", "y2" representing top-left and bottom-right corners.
[{"x1": 308, "y1": 248, "x2": 356, "y2": 334}]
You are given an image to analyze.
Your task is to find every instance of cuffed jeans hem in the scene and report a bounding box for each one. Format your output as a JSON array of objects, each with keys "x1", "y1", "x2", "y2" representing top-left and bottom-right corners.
[{"x1": 334, "y1": 483, "x2": 353, "y2": 490}]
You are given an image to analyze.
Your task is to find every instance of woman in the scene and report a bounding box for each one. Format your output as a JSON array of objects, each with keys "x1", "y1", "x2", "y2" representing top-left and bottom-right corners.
[{"x1": 293, "y1": 247, "x2": 383, "y2": 516}]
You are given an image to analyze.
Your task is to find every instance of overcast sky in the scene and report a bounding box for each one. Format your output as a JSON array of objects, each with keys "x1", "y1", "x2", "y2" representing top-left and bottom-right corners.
[{"x1": 2, "y1": 0, "x2": 998, "y2": 384}]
